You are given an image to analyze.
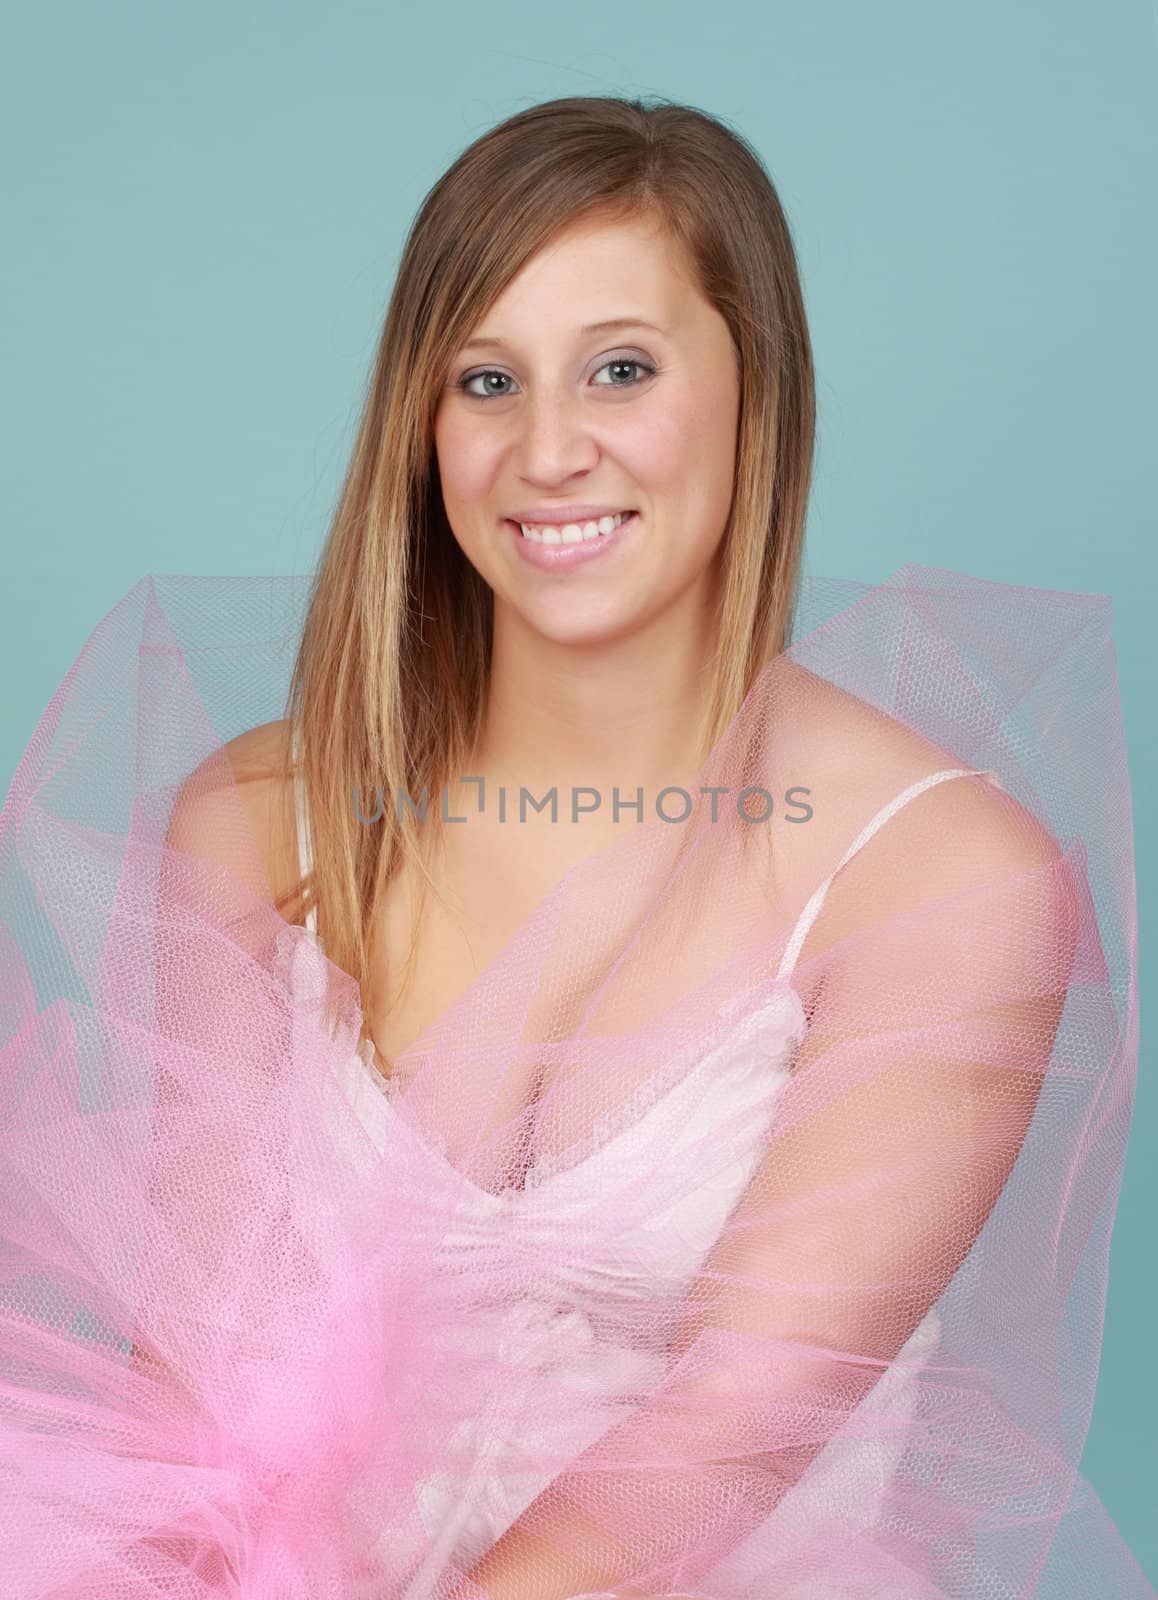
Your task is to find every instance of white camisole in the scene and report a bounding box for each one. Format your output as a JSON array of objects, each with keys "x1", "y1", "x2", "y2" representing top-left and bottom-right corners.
[{"x1": 289, "y1": 743, "x2": 1002, "y2": 1595}]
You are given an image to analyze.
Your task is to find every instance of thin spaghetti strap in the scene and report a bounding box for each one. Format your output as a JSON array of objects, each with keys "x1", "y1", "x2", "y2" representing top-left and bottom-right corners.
[
  {"x1": 291, "y1": 721, "x2": 318, "y2": 938},
  {"x1": 774, "y1": 767, "x2": 1005, "y2": 983}
]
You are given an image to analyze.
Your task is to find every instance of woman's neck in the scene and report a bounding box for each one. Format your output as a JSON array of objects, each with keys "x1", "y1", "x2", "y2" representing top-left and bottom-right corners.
[{"x1": 477, "y1": 607, "x2": 719, "y2": 802}]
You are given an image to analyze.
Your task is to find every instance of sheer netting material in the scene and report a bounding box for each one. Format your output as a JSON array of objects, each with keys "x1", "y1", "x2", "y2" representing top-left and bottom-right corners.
[{"x1": 0, "y1": 564, "x2": 1147, "y2": 1599}]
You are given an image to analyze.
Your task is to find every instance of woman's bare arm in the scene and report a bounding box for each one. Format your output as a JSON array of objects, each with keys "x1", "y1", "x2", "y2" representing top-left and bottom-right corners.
[{"x1": 448, "y1": 780, "x2": 1075, "y2": 1600}]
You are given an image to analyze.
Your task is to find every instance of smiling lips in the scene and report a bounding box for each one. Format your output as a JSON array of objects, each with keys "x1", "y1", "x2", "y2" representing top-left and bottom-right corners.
[
  {"x1": 507, "y1": 510, "x2": 639, "y2": 570},
  {"x1": 516, "y1": 510, "x2": 634, "y2": 545}
]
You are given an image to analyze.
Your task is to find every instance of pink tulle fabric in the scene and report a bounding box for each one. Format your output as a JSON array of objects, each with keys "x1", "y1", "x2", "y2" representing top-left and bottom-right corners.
[{"x1": 0, "y1": 563, "x2": 1149, "y2": 1598}]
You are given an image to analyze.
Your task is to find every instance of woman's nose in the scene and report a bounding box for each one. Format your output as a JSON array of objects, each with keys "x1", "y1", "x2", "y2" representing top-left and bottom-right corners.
[{"x1": 513, "y1": 384, "x2": 601, "y2": 482}]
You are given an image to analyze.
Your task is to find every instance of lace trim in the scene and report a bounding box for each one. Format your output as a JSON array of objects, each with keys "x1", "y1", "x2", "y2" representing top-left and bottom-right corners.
[
  {"x1": 527, "y1": 980, "x2": 806, "y2": 1188},
  {"x1": 290, "y1": 919, "x2": 807, "y2": 1194}
]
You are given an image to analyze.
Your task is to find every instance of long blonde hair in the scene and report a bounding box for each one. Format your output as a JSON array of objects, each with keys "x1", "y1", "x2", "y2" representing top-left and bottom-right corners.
[{"x1": 281, "y1": 94, "x2": 815, "y2": 1060}]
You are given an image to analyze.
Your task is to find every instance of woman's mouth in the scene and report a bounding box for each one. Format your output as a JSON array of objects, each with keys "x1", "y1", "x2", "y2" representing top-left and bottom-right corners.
[{"x1": 505, "y1": 510, "x2": 638, "y2": 571}]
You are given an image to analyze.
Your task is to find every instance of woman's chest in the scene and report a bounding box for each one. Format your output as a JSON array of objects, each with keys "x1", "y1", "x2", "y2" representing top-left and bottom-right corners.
[
  {"x1": 359, "y1": 815, "x2": 628, "y2": 1122},
  {"x1": 354, "y1": 800, "x2": 805, "y2": 1174}
]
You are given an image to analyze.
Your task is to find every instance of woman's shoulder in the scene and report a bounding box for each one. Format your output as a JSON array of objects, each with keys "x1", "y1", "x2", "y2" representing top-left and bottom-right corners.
[
  {"x1": 774, "y1": 661, "x2": 1059, "y2": 915},
  {"x1": 222, "y1": 716, "x2": 297, "y2": 789},
  {"x1": 165, "y1": 717, "x2": 303, "y2": 924},
  {"x1": 780, "y1": 668, "x2": 1077, "y2": 1062}
]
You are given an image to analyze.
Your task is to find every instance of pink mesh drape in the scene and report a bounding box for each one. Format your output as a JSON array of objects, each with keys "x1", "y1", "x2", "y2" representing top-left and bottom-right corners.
[{"x1": 0, "y1": 564, "x2": 1148, "y2": 1598}]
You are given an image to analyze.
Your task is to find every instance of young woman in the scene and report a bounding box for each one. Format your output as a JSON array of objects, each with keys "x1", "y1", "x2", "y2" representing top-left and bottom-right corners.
[{"x1": 0, "y1": 97, "x2": 1145, "y2": 1600}]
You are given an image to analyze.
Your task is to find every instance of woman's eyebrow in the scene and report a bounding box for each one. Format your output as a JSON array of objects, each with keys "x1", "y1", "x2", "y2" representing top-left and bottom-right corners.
[{"x1": 461, "y1": 317, "x2": 669, "y2": 353}]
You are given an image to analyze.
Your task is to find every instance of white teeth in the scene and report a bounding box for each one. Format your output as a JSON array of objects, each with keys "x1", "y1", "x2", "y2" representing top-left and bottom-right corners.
[{"x1": 518, "y1": 510, "x2": 633, "y2": 544}]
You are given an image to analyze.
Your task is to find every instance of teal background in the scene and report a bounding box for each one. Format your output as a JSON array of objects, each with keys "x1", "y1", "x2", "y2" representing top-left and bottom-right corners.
[{"x1": 2, "y1": 1, "x2": 1155, "y2": 1581}]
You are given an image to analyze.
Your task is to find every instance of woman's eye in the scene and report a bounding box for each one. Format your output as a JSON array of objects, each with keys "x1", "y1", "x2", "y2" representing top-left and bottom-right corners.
[
  {"x1": 455, "y1": 356, "x2": 657, "y2": 400},
  {"x1": 590, "y1": 357, "x2": 657, "y2": 388}
]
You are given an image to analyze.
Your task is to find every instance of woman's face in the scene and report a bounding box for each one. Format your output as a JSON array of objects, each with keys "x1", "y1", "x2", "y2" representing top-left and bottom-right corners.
[{"x1": 432, "y1": 212, "x2": 741, "y2": 649}]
